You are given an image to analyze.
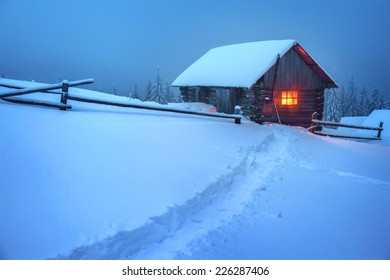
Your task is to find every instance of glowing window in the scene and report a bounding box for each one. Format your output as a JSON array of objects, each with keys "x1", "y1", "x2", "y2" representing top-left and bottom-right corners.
[{"x1": 281, "y1": 91, "x2": 298, "y2": 106}]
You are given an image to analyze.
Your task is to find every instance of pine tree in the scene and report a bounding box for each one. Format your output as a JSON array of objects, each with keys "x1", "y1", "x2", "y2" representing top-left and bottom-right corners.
[
  {"x1": 346, "y1": 94, "x2": 360, "y2": 116},
  {"x1": 144, "y1": 79, "x2": 152, "y2": 101},
  {"x1": 324, "y1": 88, "x2": 341, "y2": 122},
  {"x1": 343, "y1": 76, "x2": 360, "y2": 116},
  {"x1": 369, "y1": 88, "x2": 385, "y2": 112},
  {"x1": 384, "y1": 97, "x2": 390, "y2": 110},
  {"x1": 359, "y1": 86, "x2": 370, "y2": 116},
  {"x1": 338, "y1": 85, "x2": 348, "y2": 117},
  {"x1": 131, "y1": 84, "x2": 140, "y2": 100},
  {"x1": 323, "y1": 89, "x2": 331, "y2": 120},
  {"x1": 148, "y1": 67, "x2": 167, "y2": 104}
]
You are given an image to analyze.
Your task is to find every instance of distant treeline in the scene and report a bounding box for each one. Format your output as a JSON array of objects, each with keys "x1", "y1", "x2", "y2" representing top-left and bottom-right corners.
[
  {"x1": 324, "y1": 76, "x2": 390, "y2": 122},
  {"x1": 128, "y1": 67, "x2": 182, "y2": 104}
]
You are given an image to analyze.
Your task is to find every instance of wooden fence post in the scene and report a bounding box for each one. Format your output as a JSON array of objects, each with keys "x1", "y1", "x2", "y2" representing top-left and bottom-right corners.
[
  {"x1": 234, "y1": 105, "x2": 241, "y2": 124},
  {"x1": 310, "y1": 112, "x2": 321, "y2": 132},
  {"x1": 60, "y1": 80, "x2": 69, "y2": 110},
  {"x1": 377, "y1": 121, "x2": 384, "y2": 139}
]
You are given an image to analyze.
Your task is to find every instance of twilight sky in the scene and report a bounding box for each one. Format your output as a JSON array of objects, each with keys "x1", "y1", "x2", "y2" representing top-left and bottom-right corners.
[{"x1": 0, "y1": 0, "x2": 389, "y2": 97}]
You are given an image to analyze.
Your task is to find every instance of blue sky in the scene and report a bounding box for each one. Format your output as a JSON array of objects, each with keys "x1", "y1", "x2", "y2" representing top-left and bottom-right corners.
[{"x1": 0, "y1": 0, "x2": 389, "y2": 97}]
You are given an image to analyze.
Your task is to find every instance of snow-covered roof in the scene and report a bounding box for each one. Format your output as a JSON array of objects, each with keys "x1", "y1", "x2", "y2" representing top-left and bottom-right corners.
[{"x1": 172, "y1": 40, "x2": 337, "y2": 89}]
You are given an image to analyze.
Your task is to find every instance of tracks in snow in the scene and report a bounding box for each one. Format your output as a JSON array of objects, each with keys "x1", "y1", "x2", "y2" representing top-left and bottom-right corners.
[
  {"x1": 60, "y1": 127, "x2": 292, "y2": 259},
  {"x1": 58, "y1": 126, "x2": 389, "y2": 260},
  {"x1": 299, "y1": 163, "x2": 390, "y2": 188}
]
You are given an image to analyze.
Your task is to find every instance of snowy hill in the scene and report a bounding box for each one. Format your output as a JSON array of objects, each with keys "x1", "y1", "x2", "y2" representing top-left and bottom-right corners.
[{"x1": 1, "y1": 82, "x2": 390, "y2": 260}]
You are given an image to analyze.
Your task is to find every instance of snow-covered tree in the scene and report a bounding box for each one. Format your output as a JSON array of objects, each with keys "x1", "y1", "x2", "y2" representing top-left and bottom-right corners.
[
  {"x1": 384, "y1": 96, "x2": 390, "y2": 110},
  {"x1": 359, "y1": 86, "x2": 370, "y2": 116},
  {"x1": 369, "y1": 88, "x2": 385, "y2": 112},
  {"x1": 346, "y1": 92, "x2": 360, "y2": 117},
  {"x1": 326, "y1": 76, "x2": 388, "y2": 119},
  {"x1": 131, "y1": 84, "x2": 140, "y2": 100},
  {"x1": 144, "y1": 79, "x2": 152, "y2": 102},
  {"x1": 324, "y1": 88, "x2": 341, "y2": 122},
  {"x1": 344, "y1": 76, "x2": 360, "y2": 116},
  {"x1": 338, "y1": 85, "x2": 348, "y2": 117},
  {"x1": 147, "y1": 67, "x2": 167, "y2": 104}
]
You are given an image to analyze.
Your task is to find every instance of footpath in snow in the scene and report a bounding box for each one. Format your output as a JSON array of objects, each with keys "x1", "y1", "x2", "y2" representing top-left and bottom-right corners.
[
  {"x1": 61, "y1": 129, "x2": 287, "y2": 259},
  {"x1": 62, "y1": 125, "x2": 390, "y2": 260}
]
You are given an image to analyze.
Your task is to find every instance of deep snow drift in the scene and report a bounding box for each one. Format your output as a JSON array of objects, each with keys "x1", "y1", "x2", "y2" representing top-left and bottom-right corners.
[{"x1": 1, "y1": 80, "x2": 389, "y2": 260}]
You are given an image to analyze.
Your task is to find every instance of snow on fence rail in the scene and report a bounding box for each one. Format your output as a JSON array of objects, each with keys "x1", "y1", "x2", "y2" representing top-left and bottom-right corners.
[
  {"x1": 0, "y1": 79, "x2": 94, "y2": 110},
  {"x1": 308, "y1": 112, "x2": 383, "y2": 140},
  {"x1": 0, "y1": 79, "x2": 241, "y2": 124},
  {"x1": 0, "y1": 79, "x2": 95, "y2": 98},
  {"x1": 67, "y1": 95, "x2": 241, "y2": 124}
]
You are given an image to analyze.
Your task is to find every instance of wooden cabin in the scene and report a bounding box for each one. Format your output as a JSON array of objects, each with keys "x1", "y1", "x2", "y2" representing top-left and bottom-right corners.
[{"x1": 172, "y1": 40, "x2": 337, "y2": 127}]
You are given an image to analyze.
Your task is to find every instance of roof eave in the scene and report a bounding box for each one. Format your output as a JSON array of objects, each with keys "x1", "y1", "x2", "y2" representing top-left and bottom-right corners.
[{"x1": 293, "y1": 44, "x2": 338, "y2": 89}]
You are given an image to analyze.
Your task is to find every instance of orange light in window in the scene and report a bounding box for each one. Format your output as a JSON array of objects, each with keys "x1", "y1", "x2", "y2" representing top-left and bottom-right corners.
[{"x1": 281, "y1": 91, "x2": 298, "y2": 106}]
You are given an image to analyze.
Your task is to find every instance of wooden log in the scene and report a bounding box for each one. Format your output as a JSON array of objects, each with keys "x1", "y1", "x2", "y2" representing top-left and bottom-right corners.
[
  {"x1": 0, "y1": 83, "x2": 63, "y2": 96},
  {"x1": 1, "y1": 96, "x2": 72, "y2": 110},
  {"x1": 234, "y1": 105, "x2": 241, "y2": 124},
  {"x1": 0, "y1": 79, "x2": 241, "y2": 123},
  {"x1": 313, "y1": 131, "x2": 381, "y2": 140},
  {"x1": 67, "y1": 95, "x2": 241, "y2": 124},
  {"x1": 60, "y1": 80, "x2": 70, "y2": 110},
  {"x1": 0, "y1": 78, "x2": 94, "y2": 98},
  {"x1": 310, "y1": 112, "x2": 383, "y2": 140},
  {"x1": 377, "y1": 121, "x2": 384, "y2": 138},
  {"x1": 311, "y1": 119, "x2": 383, "y2": 131},
  {"x1": 270, "y1": 54, "x2": 280, "y2": 101}
]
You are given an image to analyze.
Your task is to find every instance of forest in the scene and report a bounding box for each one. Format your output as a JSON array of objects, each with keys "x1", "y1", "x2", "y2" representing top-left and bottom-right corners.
[{"x1": 324, "y1": 76, "x2": 390, "y2": 122}]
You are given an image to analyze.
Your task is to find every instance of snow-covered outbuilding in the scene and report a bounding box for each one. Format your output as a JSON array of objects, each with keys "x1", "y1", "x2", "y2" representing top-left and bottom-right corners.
[{"x1": 172, "y1": 40, "x2": 338, "y2": 127}]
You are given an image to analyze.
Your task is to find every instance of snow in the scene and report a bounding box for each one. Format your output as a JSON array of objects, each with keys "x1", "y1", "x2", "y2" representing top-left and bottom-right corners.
[
  {"x1": 172, "y1": 40, "x2": 296, "y2": 88},
  {"x1": 1, "y1": 79, "x2": 390, "y2": 260},
  {"x1": 359, "y1": 110, "x2": 390, "y2": 139},
  {"x1": 340, "y1": 116, "x2": 367, "y2": 127},
  {"x1": 336, "y1": 116, "x2": 368, "y2": 135}
]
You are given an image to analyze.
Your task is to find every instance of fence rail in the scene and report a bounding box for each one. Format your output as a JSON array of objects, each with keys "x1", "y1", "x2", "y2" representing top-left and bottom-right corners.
[
  {"x1": 0, "y1": 79, "x2": 241, "y2": 124},
  {"x1": 1, "y1": 96, "x2": 72, "y2": 110},
  {"x1": 0, "y1": 79, "x2": 94, "y2": 98},
  {"x1": 67, "y1": 95, "x2": 241, "y2": 123},
  {"x1": 309, "y1": 112, "x2": 383, "y2": 140}
]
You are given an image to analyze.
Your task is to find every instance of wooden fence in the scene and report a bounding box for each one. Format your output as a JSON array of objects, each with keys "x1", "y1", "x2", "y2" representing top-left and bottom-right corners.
[
  {"x1": 0, "y1": 79, "x2": 241, "y2": 124},
  {"x1": 0, "y1": 79, "x2": 94, "y2": 110},
  {"x1": 309, "y1": 112, "x2": 383, "y2": 140}
]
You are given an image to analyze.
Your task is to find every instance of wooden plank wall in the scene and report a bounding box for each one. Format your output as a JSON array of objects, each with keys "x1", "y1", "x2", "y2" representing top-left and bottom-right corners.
[
  {"x1": 256, "y1": 48, "x2": 326, "y2": 127},
  {"x1": 263, "y1": 48, "x2": 324, "y2": 90}
]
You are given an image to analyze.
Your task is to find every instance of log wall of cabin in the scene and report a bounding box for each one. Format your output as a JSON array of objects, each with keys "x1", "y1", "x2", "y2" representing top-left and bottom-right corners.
[{"x1": 257, "y1": 48, "x2": 326, "y2": 127}]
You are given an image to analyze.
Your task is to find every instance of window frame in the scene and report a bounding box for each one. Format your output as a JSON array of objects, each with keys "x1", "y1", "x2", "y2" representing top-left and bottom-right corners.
[{"x1": 280, "y1": 90, "x2": 299, "y2": 106}]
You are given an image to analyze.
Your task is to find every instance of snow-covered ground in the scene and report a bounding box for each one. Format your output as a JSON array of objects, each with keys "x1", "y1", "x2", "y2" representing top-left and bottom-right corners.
[{"x1": 1, "y1": 79, "x2": 390, "y2": 260}]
